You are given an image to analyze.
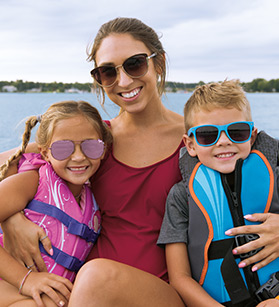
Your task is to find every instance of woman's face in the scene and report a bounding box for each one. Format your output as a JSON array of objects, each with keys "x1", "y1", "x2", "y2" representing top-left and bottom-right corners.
[{"x1": 95, "y1": 33, "x2": 160, "y2": 114}]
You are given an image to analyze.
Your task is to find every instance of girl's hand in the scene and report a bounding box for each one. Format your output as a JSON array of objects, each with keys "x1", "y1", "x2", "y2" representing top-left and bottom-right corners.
[
  {"x1": 1, "y1": 212, "x2": 53, "y2": 272},
  {"x1": 257, "y1": 298, "x2": 279, "y2": 306},
  {"x1": 22, "y1": 271, "x2": 73, "y2": 307},
  {"x1": 225, "y1": 213, "x2": 279, "y2": 271}
]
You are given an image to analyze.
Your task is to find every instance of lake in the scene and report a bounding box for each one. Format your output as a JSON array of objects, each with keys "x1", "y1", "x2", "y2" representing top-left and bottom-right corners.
[{"x1": 0, "y1": 92, "x2": 278, "y2": 152}]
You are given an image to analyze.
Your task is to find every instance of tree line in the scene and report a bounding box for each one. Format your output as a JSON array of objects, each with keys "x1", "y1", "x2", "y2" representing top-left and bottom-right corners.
[{"x1": 1, "y1": 78, "x2": 279, "y2": 93}]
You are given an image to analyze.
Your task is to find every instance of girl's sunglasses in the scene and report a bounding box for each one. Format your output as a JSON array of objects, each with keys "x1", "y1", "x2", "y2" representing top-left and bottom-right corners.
[
  {"x1": 49, "y1": 139, "x2": 105, "y2": 160},
  {"x1": 90, "y1": 53, "x2": 156, "y2": 87},
  {"x1": 187, "y1": 121, "x2": 254, "y2": 147}
]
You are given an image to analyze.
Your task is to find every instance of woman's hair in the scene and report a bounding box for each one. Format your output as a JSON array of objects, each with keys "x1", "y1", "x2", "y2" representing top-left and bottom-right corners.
[
  {"x1": 87, "y1": 17, "x2": 167, "y2": 106},
  {"x1": 0, "y1": 100, "x2": 112, "y2": 181},
  {"x1": 184, "y1": 79, "x2": 253, "y2": 133}
]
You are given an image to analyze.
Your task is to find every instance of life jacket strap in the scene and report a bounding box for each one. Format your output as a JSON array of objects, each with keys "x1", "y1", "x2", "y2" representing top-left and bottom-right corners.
[
  {"x1": 209, "y1": 234, "x2": 262, "y2": 261},
  {"x1": 26, "y1": 199, "x2": 98, "y2": 243},
  {"x1": 220, "y1": 241, "x2": 251, "y2": 305},
  {"x1": 39, "y1": 243, "x2": 84, "y2": 272}
]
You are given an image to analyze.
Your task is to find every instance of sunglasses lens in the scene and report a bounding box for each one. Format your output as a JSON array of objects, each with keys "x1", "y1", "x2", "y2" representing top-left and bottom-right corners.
[
  {"x1": 195, "y1": 126, "x2": 219, "y2": 145},
  {"x1": 81, "y1": 139, "x2": 104, "y2": 159},
  {"x1": 91, "y1": 54, "x2": 149, "y2": 87},
  {"x1": 51, "y1": 140, "x2": 74, "y2": 160},
  {"x1": 91, "y1": 66, "x2": 117, "y2": 87},
  {"x1": 227, "y1": 123, "x2": 251, "y2": 142},
  {"x1": 123, "y1": 54, "x2": 148, "y2": 77}
]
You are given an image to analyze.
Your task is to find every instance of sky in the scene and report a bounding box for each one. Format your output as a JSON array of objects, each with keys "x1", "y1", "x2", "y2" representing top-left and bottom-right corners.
[{"x1": 1, "y1": 0, "x2": 279, "y2": 84}]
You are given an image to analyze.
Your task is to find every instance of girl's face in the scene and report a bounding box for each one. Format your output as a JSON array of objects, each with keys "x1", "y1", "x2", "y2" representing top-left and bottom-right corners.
[
  {"x1": 41, "y1": 115, "x2": 104, "y2": 197},
  {"x1": 95, "y1": 33, "x2": 160, "y2": 114},
  {"x1": 184, "y1": 107, "x2": 257, "y2": 174}
]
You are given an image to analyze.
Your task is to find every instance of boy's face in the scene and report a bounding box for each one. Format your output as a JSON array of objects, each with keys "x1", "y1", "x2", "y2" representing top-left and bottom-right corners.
[{"x1": 184, "y1": 107, "x2": 258, "y2": 174}]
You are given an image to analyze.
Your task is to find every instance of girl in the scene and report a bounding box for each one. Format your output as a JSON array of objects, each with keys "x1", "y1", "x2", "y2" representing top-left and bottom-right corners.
[{"x1": 0, "y1": 100, "x2": 112, "y2": 306}]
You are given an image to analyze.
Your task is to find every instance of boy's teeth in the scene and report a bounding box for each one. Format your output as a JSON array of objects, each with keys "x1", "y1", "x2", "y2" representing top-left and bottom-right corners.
[
  {"x1": 122, "y1": 88, "x2": 140, "y2": 98},
  {"x1": 217, "y1": 153, "x2": 234, "y2": 158}
]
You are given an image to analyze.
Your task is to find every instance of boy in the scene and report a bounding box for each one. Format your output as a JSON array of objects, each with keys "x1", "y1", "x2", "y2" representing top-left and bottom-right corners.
[{"x1": 158, "y1": 80, "x2": 279, "y2": 306}]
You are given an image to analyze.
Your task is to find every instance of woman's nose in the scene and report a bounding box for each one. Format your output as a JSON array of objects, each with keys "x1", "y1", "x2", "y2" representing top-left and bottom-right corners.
[{"x1": 116, "y1": 67, "x2": 134, "y2": 87}]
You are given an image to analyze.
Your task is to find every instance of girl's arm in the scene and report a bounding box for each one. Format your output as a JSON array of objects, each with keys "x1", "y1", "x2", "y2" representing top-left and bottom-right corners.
[
  {"x1": 0, "y1": 245, "x2": 72, "y2": 307},
  {"x1": 0, "y1": 170, "x2": 52, "y2": 272},
  {"x1": 225, "y1": 213, "x2": 279, "y2": 271},
  {"x1": 166, "y1": 242, "x2": 222, "y2": 307},
  {"x1": 0, "y1": 170, "x2": 39, "y2": 220}
]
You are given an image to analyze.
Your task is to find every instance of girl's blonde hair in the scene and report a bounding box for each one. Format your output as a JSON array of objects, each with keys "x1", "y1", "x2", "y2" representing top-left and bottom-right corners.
[
  {"x1": 0, "y1": 100, "x2": 112, "y2": 181},
  {"x1": 184, "y1": 79, "x2": 252, "y2": 133},
  {"x1": 87, "y1": 17, "x2": 167, "y2": 107}
]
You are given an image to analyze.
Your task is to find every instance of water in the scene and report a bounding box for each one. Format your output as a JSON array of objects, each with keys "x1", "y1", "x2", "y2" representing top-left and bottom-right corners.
[{"x1": 0, "y1": 92, "x2": 278, "y2": 152}]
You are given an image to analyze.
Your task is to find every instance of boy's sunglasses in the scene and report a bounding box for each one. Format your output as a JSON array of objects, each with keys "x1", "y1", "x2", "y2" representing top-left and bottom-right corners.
[
  {"x1": 187, "y1": 121, "x2": 254, "y2": 147},
  {"x1": 49, "y1": 139, "x2": 105, "y2": 160},
  {"x1": 90, "y1": 53, "x2": 156, "y2": 87}
]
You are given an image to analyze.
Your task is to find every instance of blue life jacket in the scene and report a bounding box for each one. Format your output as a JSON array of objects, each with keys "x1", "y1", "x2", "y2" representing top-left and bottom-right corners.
[{"x1": 186, "y1": 149, "x2": 279, "y2": 305}]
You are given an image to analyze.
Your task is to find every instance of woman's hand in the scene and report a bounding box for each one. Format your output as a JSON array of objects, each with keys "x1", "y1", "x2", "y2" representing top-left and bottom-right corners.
[
  {"x1": 256, "y1": 298, "x2": 279, "y2": 306},
  {"x1": 225, "y1": 213, "x2": 279, "y2": 271},
  {"x1": 1, "y1": 212, "x2": 53, "y2": 272},
  {"x1": 22, "y1": 271, "x2": 73, "y2": 307}
]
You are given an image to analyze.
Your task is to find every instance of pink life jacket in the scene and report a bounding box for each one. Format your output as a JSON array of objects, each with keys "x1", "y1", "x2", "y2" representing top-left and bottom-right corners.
[{"x1": 0, "y1": 153, "x2": 101, "y2": 282}]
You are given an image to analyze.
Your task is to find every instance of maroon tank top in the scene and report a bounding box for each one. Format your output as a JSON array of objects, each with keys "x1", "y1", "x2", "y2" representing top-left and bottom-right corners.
[{"x1": 87, "y1": 121, "x2": 183, "y2": 281}]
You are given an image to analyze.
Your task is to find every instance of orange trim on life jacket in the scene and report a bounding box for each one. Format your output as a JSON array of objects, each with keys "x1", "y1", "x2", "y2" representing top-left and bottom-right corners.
[
  {"x1": 251, "y1": 149, "x2": 274, "y2": 213},
  {"x1": 189, "y1": 162, "x2": 214, "y2": 285}
]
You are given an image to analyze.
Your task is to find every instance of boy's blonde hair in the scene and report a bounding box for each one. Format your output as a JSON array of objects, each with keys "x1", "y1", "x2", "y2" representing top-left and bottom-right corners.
[
  {"x1": 184, "y1": 80, "x2": 252, "y2": 133},
  {"x1": 0, "y1": 100, "x2": 112, "y2": 181}
]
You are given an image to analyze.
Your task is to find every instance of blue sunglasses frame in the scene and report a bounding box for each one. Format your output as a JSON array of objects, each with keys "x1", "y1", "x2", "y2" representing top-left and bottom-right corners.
[{"x1": 187, "y1": 121, "x2": 254, "y2": 147}]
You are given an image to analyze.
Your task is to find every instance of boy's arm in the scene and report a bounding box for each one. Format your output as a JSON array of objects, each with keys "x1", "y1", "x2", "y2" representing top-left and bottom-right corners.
[{"x1": 166, "y1": 243, "x2": 222, "y2": 307}]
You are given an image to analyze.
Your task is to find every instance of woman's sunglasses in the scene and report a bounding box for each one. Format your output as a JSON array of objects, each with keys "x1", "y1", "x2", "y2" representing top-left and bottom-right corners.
[
  {"x1": 90, "y1": 53, "x2": 156, "y2": 87},
  {"x1": 49, "y1": 139, "x2": 105, "y2": 160},
  {"x1": 187, "y1": 121, "x2": 254, "y2": 147}
]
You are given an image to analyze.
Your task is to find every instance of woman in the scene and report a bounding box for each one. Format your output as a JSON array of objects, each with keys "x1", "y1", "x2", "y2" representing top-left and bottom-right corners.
[{"x1": 1, "y1": 18, "x2": 279, "y2": 306}]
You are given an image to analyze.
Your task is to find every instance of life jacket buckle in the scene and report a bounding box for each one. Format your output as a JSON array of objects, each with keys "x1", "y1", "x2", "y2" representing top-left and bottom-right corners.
[
  {"x1": 255, "y1": 272, "x2": 279, "y2": 301},
  {"x1": 234, "y1": 234, "x2": 263, "y2": 259}
]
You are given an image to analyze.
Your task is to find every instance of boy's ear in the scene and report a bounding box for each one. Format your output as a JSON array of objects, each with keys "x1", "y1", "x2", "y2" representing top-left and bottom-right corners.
[
  {"x1": 183, "y1": 134, "x2": 198, "y2": 157},
  {"x1": 250, "y1": 127, "x2": 258, "y2": 146}
]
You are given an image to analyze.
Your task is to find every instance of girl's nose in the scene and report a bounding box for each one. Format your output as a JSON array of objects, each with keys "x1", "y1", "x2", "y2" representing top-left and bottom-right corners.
[{"x1": 71, "y1": 144, "x2": 86, "y2": 161}]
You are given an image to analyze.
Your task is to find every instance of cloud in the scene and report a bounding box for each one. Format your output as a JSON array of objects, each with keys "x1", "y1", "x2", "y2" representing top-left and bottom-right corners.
[{"x1": 0, "y1": 0, "x2": 278, "y2": 83}]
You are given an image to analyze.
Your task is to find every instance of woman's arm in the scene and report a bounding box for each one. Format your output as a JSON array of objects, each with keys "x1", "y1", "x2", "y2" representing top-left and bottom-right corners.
[
  {"x1": 0, "y1": 147, "x2": 20, "y2": 165},
  {"x1": 0, "y1": 170, "x2": 53, "y2": 272},
  {"x1": 166, "y1": 242, "x2": 222, "y2": 307},
  {"x1": 0, "y1": 143, "x2": 39, "y2": 178},
  {"x1": 256, "y1": 298, "x2": 279, "y2": 306},
  {"x1": 225, "y1": 213, "x2": 279, "y2": 271}
]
